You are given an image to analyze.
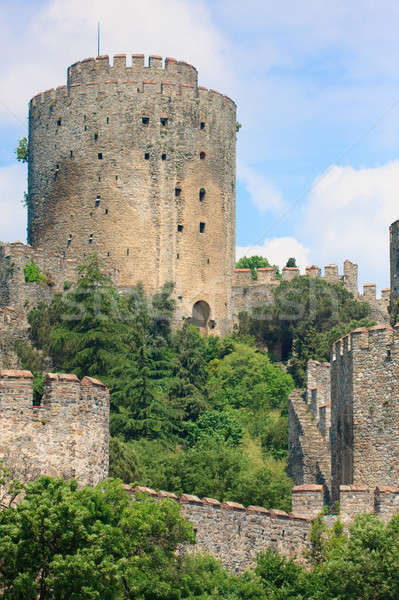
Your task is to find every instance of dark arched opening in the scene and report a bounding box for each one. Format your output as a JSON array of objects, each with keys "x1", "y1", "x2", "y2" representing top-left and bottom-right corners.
[{"x1": 191, "y1": 301, "x2": 211, "y2": 328}]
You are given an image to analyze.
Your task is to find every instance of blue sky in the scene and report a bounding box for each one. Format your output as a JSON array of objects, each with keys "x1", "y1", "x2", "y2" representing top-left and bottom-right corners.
[{"x1": 2, "y1": 0, "x2": 399, "y2": 291}]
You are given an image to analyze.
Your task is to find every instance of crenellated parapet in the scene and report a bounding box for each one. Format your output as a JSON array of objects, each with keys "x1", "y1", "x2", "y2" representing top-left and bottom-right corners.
[
  {"x1": 0, "y1": 370, "x2": 109, "y2": 486},
  {"x1": 125, "y1": 485, "x2": 311, "y2": 571},
  {"x1": 67, "y1": 54, "x2": 199, "y2": 88}
]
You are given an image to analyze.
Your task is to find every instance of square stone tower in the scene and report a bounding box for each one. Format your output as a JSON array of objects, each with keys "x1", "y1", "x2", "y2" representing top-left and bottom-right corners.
[{"x1": 330, "y1": 325, "x2": 399, "y2": 502}]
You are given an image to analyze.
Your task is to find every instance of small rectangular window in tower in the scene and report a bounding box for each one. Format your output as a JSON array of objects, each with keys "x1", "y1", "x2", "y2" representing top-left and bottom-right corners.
[
  {"x1": 105, "y1": 208, "x2": 108, "y2": 215},
  {"x1": 207, "y1": 258, "x2": 210, "y2": 264},
  {"x1": 89, "y1": 234, "x2": 93, "y2": 244},
  {"x1": 200, "y1": 222, "x2": 205, "y2": 233},
  {"x1": 94, "y1": 133, "x2": 98, "y2": 141},
  {"x1": 160, "y1": 117, "x2": 168, "y2": 126},
  {"x1": 107, "y1": 251, "x2": 111, "y2": 256},
  {"x1": 178, "y1": 296, "x2": 182, "y2": 301},
  {"x1": 106, "y1": 117, "x2": 109, "y2": 124},
  {"x1": 200, "y1": 122, "x2": 205, "y2": 130},
  {"x1": 126, "y1": 248, "x2": 130, "y2": 256},
  {"x1": 145, "y1": 152, "x2": 150, "y2": 160},
  {"x1": 98, "y1": 153, "x2": 103, "y2": 160},
  {"x1": 161, "y1": 153, "x2": 167, "y2": 160},
  {"x1": 98, "y1": 176, "x2": 101, "y2": 182},
  {"x1": 57, "y1": 118, "x2": 62, "y2": 126},
  {"x1": 178, "y1": 224, "x2": 183, "y2": 232},
  {"x1": 175, "y1": 187, "x2": 181, "y2": 197},
  {"x1": 176, "y1": 253, "x2": 180, "y2": 259},
  {"x1": 70, "y1": 150, "x2": 73, "y2": 158},
  {"x1": 95, "y1": 199, "x2": 100, "y2": 207},
  {"x1": 142, "y1": 117, "x2": 150, "y2": 126},
  {"x1": 84, "y1": 125, "x2": 87, "y2": 131}
]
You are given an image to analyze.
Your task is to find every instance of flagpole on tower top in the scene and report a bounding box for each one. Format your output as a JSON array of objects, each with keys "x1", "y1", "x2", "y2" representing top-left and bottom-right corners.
[{"x1": 97, "y1": 23, "x2": 100, "y2": 56}]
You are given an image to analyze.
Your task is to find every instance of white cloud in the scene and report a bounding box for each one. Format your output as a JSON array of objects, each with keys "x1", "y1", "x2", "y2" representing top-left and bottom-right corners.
[
  {"x1": 238, "y1": 163, "x2": 284, "y2": 213},
  {"x1": 0, "y1": 164, "x2": 27, "y2": 242},
  {"x1": 236, "y1": 236, "x2": 310, "y2": 271},
  {"x1": 0, "y1": 0, "x2": 233, "y2": 125},
  {"x1": 301, "y1": 161, "x2": 399, "y2": 289}
]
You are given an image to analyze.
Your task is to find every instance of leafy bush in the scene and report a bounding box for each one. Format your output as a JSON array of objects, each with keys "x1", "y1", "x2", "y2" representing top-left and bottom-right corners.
[{"x1": 24, "y1": 260, "x2": 46, "y2": 284}]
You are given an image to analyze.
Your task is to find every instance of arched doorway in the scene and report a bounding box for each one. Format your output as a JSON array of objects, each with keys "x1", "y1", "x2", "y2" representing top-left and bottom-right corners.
[{"x1": 191, "y1": 301, "x2": 211, "y2": 328}]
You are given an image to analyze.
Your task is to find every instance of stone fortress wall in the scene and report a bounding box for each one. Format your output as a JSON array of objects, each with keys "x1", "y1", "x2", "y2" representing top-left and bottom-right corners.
[
  {"x1": 232, "y1": 259, "x2": 390, "y2": 324},
  {"x1": 28, "y1": 54, "x2": 236, "y2": 335},
  {"x1": 289, "y1": 324, "x2": 399, "y2": 508},
  {"x1": 0, "y1": 369, "x2": 109, "y2": 486}
]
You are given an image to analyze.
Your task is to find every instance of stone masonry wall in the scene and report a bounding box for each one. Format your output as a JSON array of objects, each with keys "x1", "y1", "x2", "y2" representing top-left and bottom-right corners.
[
  {"x1": 0, "y1": 370, "x2": 109, "y2": 486},
  {"x1": 0, "y1": 242, "x2": 80, "y2": 313},
  {"x1": 127, "y1": 486, "x2": 311, "y2": 573},
  {"x1": 28, "y1": 54, "x2": 236, "y2": 335},
  {"x1": 331, "y1": 325, "x2": 399, "y2": 502},
  {"x1": 288, "y1": 361, "x2": 332, "y2": 502},
  {"x1": 232, "y1": 260, "x2": 389, "y2": 325}
]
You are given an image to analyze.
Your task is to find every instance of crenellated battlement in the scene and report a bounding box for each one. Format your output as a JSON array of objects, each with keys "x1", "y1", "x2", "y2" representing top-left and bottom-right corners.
[
  {"x1": 0, "y1": 370, "x2": 109, "y2": 486},
  {"x1": 67, "y1": 54, "x2": 198, "y2": 88},
  {"x1": 125, "y1": 485, "x2": 311, "y2": 571},
  {"x1": 331, "y1": 323, "x2": 398, "y2": 359}
]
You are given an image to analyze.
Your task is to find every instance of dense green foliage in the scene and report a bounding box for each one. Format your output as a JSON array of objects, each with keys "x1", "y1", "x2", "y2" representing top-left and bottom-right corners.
[
  {"x1": 18, "y1": 254, "x2": 294, "y2": 510},
  {"x1": 239, "y1": 274, "x2": 374, "y2": 385},
  {"x1": 236, "y1": 255, "x2": 281, "y2": 280},
  {"x1": 0, "y1": 474, "x2": 398, "y2": 599}
]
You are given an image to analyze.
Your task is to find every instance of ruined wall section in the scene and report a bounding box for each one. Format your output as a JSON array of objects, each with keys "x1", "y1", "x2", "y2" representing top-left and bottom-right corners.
[
  {"x1": 28, "y1": 54, "x2": 236, "y2": 335},
  {"x1": 331, "y1": 325, "x2": 399, "y2": 502},
  {"x1": 0, "y1": 370, "x2": 109, "y2": 486}
]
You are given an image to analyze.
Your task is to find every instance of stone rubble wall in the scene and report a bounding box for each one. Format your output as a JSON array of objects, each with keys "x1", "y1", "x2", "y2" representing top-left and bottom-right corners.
[
  {"x1": 126, "y1": 486, "x2": 311, "y2": 573},
  {"x1": 291, "y1": 484, "x2": 324, "y2": 518},
  {"x1": 0, "y1": 370, "x2": 109, "y2": 486}
]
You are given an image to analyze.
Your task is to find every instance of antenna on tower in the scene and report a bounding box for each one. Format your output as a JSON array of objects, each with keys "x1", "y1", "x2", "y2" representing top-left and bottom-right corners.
[{"x1": 97, "y1": 22, "x2": 100, "y2": 56}]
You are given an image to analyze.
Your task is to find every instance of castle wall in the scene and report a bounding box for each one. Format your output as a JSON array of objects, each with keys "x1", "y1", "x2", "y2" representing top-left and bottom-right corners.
[
  {"x1": 28, "y1": 54, "x2": 236, "y2": 335},
  {"x1": 233, "y1": 260, "x2": 389, "y2": 326},
  {"x1": 288, "y1": 361, "x2": 331, "y2": 497},
  {"x1": 0, "y1": 242, "x2": 81, "y2": 313},
  {"x1": 331, "y1": 325, "x2": 399, "y2": 502},
  {"x1": 128, "y1": 486, "x2": 311, "y2": 572},
  {"x1": 0, "y1": 370, "x2": 109, "y2": 486}
]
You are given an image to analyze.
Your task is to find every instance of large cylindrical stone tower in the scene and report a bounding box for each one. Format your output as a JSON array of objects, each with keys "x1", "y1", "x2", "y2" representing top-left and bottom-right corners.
[{"x1": 28, "y1": 54, "x2": 236, "y2": 334}]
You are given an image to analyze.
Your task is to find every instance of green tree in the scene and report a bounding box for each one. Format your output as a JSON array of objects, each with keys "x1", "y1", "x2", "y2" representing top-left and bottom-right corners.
[
  {"x1": 311, "y1": 513, "x2": 399, "y2": 600},
  {"x1": 236, "y1": 255, "x2": 281, "y2": 280},
  {"x1": 239, "y1": 275, "x2": 374, "y2": 386},
  {"x1": 15, "y1": 137, "x2": 28, "y2": 162},
  {"x1": 0, "y1": 476, "x2": 194, "y2": 599},
  {"x1": 208, "y1": 342, "x2": 294, "y2": 411},
  {"x1": 285, "y1": 257, "x2": 297, "y2": 268}
]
